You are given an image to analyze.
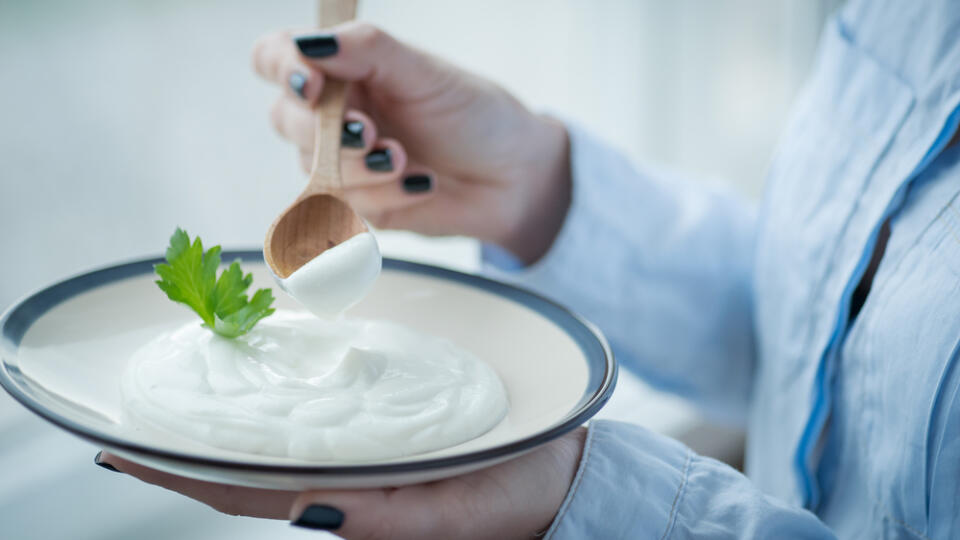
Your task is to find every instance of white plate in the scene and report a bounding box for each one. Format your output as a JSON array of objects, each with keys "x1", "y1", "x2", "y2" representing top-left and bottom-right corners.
[{"x1": 0, "y1": 252, "x2": 615, "y2": 489}]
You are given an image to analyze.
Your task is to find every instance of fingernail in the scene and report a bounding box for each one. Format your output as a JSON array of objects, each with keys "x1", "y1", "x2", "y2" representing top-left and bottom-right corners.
[
  {"x1": 295, "y1": 34, "x2": 338, "y2": 58},
  {"x1": 288, "y1": 71, "x2": 308, "y2": 99},
  {"x1": 94, "y1": 451, "x2": 120, "y2": 473},
  {"x1": 403, "y1": 174, "x2": 433, "y2": 193},
  {"x1": 342, "y1": 121, "x2": 365, "y2": 148},
  {"x1": 365, "y1": 148, "x2": 393, "y2": 172},
  {"x1": 292, "y1": 504, "x2": 344, "y2": 531}
]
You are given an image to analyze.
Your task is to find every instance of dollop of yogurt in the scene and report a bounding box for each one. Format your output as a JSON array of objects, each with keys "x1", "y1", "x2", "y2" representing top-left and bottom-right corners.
[
  {"x1": 277, "y1": 232, "x2": 382, "y2": 318},
  {"x1": 121, "y1": 311, "x2": 509, "y2": 461}
]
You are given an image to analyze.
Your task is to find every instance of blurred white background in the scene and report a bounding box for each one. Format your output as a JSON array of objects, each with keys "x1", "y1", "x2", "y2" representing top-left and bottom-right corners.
[{"x1": 0, "y1": 1, "x2": 840, "y2": 538}]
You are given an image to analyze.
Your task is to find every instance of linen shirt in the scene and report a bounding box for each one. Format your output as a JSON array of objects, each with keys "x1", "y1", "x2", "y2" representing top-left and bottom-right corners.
[{"x1": 485, "y1": 1, "x2": 960, "y2": 537}]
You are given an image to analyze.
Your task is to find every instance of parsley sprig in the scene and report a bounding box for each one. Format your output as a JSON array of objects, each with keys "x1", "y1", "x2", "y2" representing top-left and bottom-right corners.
[{"x1": 154, "y1": 228, "x2": 275, "y2": 338}]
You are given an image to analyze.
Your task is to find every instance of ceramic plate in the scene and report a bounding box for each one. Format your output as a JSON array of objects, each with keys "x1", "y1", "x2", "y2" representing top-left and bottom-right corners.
[{"x1": 0, "y1": 252, "x2": 615, "y2": 489}]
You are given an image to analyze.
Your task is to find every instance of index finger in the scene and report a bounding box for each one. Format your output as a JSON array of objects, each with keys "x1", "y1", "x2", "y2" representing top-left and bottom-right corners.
[{"x1": 251, "y1": 29, "x2": 324, "y2": 102}]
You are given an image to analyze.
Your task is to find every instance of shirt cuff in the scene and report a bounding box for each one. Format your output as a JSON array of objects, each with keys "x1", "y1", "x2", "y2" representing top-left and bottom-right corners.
[
  {"x1": 482, "y1": 121, "x2": 611, "y2": 290},
  {"x1": 545, "y1": 420, "x2": 693, "y2": 539}
]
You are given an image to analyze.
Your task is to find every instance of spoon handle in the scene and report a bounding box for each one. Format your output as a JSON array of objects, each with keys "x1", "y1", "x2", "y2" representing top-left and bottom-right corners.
[{"x1": 306, "y1": 0, "x2": 358, "y2": 195}]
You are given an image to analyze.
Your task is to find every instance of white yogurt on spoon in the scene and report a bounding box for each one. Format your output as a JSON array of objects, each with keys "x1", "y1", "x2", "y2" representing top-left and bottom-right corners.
[{"x1": 276, "y1": 232, "x2": 382, "y2": 318}]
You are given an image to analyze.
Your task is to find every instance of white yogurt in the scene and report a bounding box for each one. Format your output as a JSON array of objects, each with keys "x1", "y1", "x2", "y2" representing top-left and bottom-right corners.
[
  {"x1": 277, "y1": 232, "x2": 382, "y2": 318},
  {"x1": 121, "y1": 311, "x2": 509, "y2": 461}
]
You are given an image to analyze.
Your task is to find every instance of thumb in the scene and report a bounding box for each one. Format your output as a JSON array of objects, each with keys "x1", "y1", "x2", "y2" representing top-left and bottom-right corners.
[
  {"x1": 288, "y1": 485, "x2": 452, "y2": 539},
  {"x1": 293, "y1": 22, "x2": 453, "y2": 102}
]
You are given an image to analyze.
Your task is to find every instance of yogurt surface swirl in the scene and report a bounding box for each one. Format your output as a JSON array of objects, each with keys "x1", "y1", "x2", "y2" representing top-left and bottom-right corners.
[{"x1": 121, "y1": 310, "x2": 509, "y2": 461}]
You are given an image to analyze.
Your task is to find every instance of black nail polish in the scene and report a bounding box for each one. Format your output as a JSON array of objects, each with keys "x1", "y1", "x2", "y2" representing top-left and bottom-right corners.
[
  {"x1": 295, "y1": 34, "x2": 338, "y2": 58},
  {"x1": 403, "y1": 174, "x2": 433, "y2": 193},
  {"x1": 365, "y1": 148, "x2": 393, "y2": 172},
  {"x1": 342, "y1": 121, "x2": 364, "y2": 148},
  {"x1": 292, "y1": 504, "x2": 344, "y2": 530},
  {"x1": 94, "y1": 451, "x2": 120, "y2": 473},
  {"x1": 288, "y1": 71, "x2": 308, "y2": 99}
]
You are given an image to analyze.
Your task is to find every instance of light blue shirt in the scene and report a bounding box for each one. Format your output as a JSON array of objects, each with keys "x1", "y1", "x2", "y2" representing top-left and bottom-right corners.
[{"x1": 485, "y1": 1, "x2": 960, "y2": 537}]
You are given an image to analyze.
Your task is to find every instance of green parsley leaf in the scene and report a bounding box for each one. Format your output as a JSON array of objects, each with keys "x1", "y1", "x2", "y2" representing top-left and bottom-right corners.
[{"x1": 154, "y1": 228, "x2": 275, "y2": 338}]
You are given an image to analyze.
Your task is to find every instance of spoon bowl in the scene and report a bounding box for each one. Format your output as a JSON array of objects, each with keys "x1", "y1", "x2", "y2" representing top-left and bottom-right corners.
[{"x1": 265, "y1": 194, "x2": 368, "y2": 279}]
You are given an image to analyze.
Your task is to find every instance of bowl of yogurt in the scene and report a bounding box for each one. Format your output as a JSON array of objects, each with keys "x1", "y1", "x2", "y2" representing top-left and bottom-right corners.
[{"x1": 0, "y1": 251, "x2": 616, "y2": 489}]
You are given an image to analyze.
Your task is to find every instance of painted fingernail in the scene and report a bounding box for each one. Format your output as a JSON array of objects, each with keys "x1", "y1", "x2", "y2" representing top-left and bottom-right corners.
[
  {"x1": 342, "y1": 121, "x2": 365, "y2": 148},
  {"x1": 288, "y1": 71, "x2": 308, "y2": 99},
  {"x1": 365, "y1": 148, "x2": 393, "y2": 172},
  {"x1": 94, "y1": 451, "x2": 120, "y2": 473},
  {"x1": 292, "y1": 504, "x2": 344, "y2": 531},
  {"x1": 295, "y1": 34, "x2": 338, "y2": 58},
  {"x1": 403, "y1": 174, "x2": 433, "y2": 193}
]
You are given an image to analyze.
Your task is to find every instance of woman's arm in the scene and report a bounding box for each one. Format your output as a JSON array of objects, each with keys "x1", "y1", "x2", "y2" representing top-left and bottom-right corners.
[
  {"x1": 257, "y1": 22, "x2": 759, "y2": 423},
  {"x1": 486, "y1": 125, "x2": 759, "y2": 425},
  {"x1": 546, "y1": 420, "x2": 835, "y2": 539}
]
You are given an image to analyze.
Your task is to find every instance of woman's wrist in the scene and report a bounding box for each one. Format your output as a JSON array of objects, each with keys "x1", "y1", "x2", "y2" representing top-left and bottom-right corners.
[
  {"x1": 529, "y1": 426, "x2": 588, "y2": 537},
  {"x1": 496, "y1": 115, "x2": 572, "y2": 266}
]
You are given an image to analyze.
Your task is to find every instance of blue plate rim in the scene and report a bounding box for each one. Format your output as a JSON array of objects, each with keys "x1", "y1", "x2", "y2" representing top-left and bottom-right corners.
[{"x1": 0, "y1": 250, "x2": 616, "y2": 475}]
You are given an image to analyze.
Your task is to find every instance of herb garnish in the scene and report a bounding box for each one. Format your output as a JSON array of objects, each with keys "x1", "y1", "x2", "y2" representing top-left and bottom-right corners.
[{"x1": 154, "y1": 228, "x2": 275, "y2": 338}]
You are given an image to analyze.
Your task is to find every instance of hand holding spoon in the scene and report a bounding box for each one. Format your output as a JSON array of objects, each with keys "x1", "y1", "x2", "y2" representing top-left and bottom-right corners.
[{"x1": 264, "y1": 0, "x2": 381, "y2": 318}]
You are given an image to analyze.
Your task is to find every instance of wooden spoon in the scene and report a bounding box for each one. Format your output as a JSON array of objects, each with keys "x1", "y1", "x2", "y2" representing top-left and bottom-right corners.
[{"x1": 264, "y1": 0, "x2": 362, "y2": 280}]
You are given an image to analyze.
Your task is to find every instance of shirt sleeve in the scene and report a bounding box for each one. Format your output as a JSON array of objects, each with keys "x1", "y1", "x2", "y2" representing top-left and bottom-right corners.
[
  {"x1": 483, "y1": 123, "x2": 758, "y2": 424},
  {"x1": 545, "y1": 420, "x2": 836, "y2": 539}
]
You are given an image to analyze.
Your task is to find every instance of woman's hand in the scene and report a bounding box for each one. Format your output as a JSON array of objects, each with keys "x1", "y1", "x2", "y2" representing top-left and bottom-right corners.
[
  {"x1": 252, "y1": 23, "x2": 571, "y2": 264},
  {"x1": 97, "y1": 427, "x2": 586, "y2": 539}
]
